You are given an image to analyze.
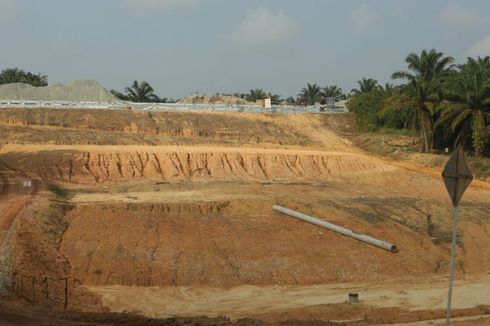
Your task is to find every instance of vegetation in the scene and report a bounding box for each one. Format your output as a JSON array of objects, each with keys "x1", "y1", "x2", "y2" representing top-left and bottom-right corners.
[
  {"x1": 322, "y1": 85, "x2": 344, "y2": 101},
  {"x1": 391, "y1": 49, "x2": 454, "y2": 152},
  {"x1": 347, "y1": 49, "x2": 490, "y2": 157},
  {"x1": 245, "y1": 89, "x2": 267, "y2": 102},
  {"x1": 111, "y1": 80, "x2": 167, "y2": 103},
  {"x1": 348, "y1": 89, "x2": 390, "y2": 131},
  {"x1": 0, "y1": 68, "x2": 48, "y2": 87},
  {"x1": 298, "y1": 83, "x2": 323, "y2": 105},
  {"x1": 44, "y1": 183, "x2": 72, "y2": 240},
  {"x1": 351, "y1": 78, "x2": 380, "y2": 94},
  {"x1": 437, "y1": 57, "x2": 490, "y2": 156}
]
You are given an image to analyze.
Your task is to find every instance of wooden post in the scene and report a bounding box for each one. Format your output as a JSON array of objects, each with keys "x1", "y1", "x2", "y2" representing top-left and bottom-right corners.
[
  {"x1": 31, "y1": 277, "x2": 35, "y2": 303},
  {"x1": 64, "y1": 278, "x2": 68, "y2": 311},
  {"x1": 12, "y1": 272, "x2": 16, "y2": 294},
  {"x1": 44, "y1": 278, "x2": 49, "y2": 300}
]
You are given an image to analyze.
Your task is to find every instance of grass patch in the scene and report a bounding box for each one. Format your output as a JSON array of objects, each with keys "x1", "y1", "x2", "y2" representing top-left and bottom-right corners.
[
  {"x1": 467, "y1": 156, "x2": 490, "y2": 180},
  {"x1": 43, "y1": 183, "x2": 73, "y2": 240},
  {"x1": 47, "y1": 183, "x2": 70, "y2": 199},
  {"x1": 351, "y1": 129, "x2": 490, "y2": 180},
  {"x1": 376, "y1": 127, "x2": 419, "y2": 137}
]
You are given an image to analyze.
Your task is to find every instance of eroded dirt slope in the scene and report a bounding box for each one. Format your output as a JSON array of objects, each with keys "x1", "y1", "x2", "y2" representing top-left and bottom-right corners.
[{"x1": 0, "y1": 145, "x2": 393, "y2": 184}]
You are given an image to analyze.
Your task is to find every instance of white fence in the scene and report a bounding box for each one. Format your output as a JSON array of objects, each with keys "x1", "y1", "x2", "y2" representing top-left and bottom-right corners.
[{"x1": 0, "y1": 100, "x2": 347, "y2": 114}]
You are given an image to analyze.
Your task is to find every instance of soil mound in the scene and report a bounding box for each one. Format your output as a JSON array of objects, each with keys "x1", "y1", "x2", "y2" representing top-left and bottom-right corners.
[
  {"x1": 178, "y1": 93, "x2": 252, "y2": 105},
  {"x1": 0, "y1": 80, "x2": 119, "y2": 102}
]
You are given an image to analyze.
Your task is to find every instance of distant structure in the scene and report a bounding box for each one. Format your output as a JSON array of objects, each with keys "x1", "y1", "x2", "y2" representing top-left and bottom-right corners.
[{"x1": 325, "y1": 97, "x2": 335, "y2": 109}]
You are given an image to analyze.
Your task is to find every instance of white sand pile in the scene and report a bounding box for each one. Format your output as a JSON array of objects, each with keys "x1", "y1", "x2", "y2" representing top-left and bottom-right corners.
[
  {"x1": 178, "y1": 93, "x2": 251, "y2": 105},
  {"x1": 0, "y1": 80, "x2": 119, "y2": 102}
]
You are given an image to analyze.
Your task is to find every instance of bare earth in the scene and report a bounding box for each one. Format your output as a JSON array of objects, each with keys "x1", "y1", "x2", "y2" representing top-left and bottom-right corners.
[
  {"x1": 89, "y1": 277, "x2": 490, "y2": 320},
  {"x1": 0, "y1": 109, "x2": 489, "y2": 325}
]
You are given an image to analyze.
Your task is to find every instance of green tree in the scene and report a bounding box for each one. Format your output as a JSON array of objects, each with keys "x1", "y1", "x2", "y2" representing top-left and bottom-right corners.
[
  {"x1": 380, "y1": 86, "x2": 418, "y2": 130},
  {"x1": 0, "y1": 68, "x2": 48, "y2": 87},
  {"x1": 383, "y1": 83, "x2": 395, "y2": 92},
  {"x1": 347, "y1": 89, "x2": 389, "y2": 131},
  {"x1": 285, "y1": 96, "x2": 296, "y2": 105},
  {"x1": 269, "y1": 93, "x2": 282, "y2": 103},
  {"x1": 298, "y1": 83, "x2": 322, "y2": 105},
  {"x1": 437, "y1": 56, "x2": 490, "y2": 156},
  {"x1": 124, "y1": 80, "x2": 159, "y2": 102},
  {"x1": 391, "y1": 49, "x2": 454, "y2": 152},
  {"x1": 322, "y1": 85, "x2": 343, "y2": 101},
  {"x1": 245, "y1": 89, "x2": 267, "y2": 102},
  {"x1": 351, "y1": 78, "x2": 379, "y2": 94},
  {"x1": 110, "y1": 89, "x2": 129, "y2": 101}
]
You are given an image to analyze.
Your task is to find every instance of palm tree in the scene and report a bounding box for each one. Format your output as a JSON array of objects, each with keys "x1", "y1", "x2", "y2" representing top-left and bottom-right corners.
[
  {"x1": 322, "y1": 85, "x2": 343, "y2": 102},
  {"x1": 391, "y1": 49, "x2": 454, "y2": 152},
  {"x1": 298, "y1": 83, "x2": 322, "y2": 105},
  {"x1": 269, "y1": 93, "x2": 282, "y2": 103},
  {"x1": 381, "y1": 85, "x2": 419, "y2": 131},
  {"x1": 285, "y1": 96, "x2": 296, "y2": 105},
  {"x1": 351, "y1": 78, "x2": 379, "y2": 94},
  {"x1": 110, "y1": 89, "x2": 129, "y2": 101},
  {"x1": 383, "y1": 83, "x2": 394, "y2": 92},
  {"x1": 124, "y1": 80, "x2": 158, "y2": 102},
  {"x1": 245, "y1": 89, "x2": 267, "y2": 102},
  {"x1": 437, "y1": 56, "x2": 490, "y2": 156}
]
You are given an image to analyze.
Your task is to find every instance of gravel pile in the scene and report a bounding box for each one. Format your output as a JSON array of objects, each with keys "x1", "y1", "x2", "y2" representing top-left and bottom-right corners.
[{"x1": 0, "y1": 80, "x2": 119, "y2": 102}]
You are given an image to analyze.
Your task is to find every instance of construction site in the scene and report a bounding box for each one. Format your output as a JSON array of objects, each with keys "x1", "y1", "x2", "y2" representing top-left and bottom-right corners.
[{"x1": 0, "y1": 77, "x2": 489, "y2": 326}]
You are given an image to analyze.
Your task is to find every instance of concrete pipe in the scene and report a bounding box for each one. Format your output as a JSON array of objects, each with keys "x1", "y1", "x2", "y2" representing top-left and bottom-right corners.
[{"x1": 273, "y1": 205, "x2": 398, "y2": 253}]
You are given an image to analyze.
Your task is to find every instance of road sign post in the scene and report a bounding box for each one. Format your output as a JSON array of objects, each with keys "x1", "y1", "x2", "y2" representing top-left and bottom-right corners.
[{"x1": 441, "y1": 145, "x2": 473, "y2": 326}]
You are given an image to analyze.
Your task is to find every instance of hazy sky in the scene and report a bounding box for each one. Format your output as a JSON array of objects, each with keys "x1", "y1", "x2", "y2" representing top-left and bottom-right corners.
[{"x1": 1, "y1": 0, "x2": 490, "y2": 98}]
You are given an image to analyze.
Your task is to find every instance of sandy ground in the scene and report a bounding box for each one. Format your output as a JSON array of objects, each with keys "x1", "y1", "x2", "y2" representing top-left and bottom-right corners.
[
  {"x1": 88, "y1": 276, "x2": 490, "y2": 321},
  {"x1": 386, "y1": 316, "x2": 490, "y2": 326}
]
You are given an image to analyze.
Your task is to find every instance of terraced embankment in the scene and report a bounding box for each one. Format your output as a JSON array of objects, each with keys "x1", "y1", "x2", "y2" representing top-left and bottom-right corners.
[{"x1": 1, "y1": 109, "x2": 490, "y2": 324}]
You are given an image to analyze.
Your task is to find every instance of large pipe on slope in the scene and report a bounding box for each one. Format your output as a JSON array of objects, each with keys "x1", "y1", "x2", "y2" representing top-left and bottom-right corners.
[{"x1": 273, "y1": 205, "x2": 398, "y2": 253}]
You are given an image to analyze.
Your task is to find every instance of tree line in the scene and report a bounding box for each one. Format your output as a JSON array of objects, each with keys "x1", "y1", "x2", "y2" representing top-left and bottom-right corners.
[
  {"x1": 0, "y1": 67, "x2": 350, "y2": 105},
  {"x1": 3, "y1": 50, "x2": 489, "y2": 157},
  {"x1": 347, "y1": 49, "x2": 490, "y2": 157},
  {"x1": 0, "y1": 68, "x2": 48, "y2": 87}
]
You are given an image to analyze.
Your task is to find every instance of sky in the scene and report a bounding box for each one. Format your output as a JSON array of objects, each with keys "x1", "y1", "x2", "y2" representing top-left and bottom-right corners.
[{"x1": 1, "y1": 0, "x2": 490, "y2": 99}]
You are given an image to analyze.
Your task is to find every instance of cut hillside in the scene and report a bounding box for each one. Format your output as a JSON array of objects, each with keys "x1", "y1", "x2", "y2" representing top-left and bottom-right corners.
[
  {"x1": 0, "y1": 108, "x2": 337, "y2": 148},
  {"x1": 0, "y1": 80, "x2": 119, "y2": 102},
  {"x1": 1, "y1": 108, "x2": 490, "y2": 324}
]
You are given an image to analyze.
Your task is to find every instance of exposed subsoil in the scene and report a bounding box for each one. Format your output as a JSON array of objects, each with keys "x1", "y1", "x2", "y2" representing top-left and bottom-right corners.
[{"x1": 0, "y1": 109, "x2": 489, "y2": 325}]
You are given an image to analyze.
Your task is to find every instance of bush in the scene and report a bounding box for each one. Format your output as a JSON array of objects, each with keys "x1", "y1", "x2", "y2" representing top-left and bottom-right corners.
[{"x1": 347, "y1": 89, "x2": 389, "y2": 131}]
